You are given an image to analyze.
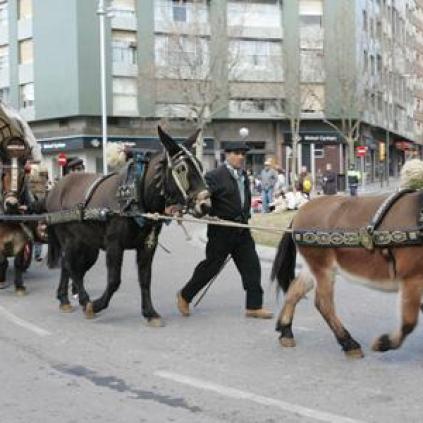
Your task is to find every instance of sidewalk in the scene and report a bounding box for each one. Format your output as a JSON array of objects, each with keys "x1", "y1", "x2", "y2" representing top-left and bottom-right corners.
[{"x1": 356, "y1": 177, "x2": 400, "y2": 195}]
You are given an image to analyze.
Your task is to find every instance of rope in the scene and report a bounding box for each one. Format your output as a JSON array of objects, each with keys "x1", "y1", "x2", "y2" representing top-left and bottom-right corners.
[{"x1": 140, "y1": 212, "x2": 293, "y2": 234}]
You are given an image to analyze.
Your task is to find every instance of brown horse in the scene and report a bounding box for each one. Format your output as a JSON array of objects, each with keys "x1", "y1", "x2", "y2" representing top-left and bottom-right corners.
[
  {"x1": 0, "y1": 137, "x2": 40, "y2": 294},
  {"x1": 272, "y1": 191, "x2": 423, "y2": 358}
]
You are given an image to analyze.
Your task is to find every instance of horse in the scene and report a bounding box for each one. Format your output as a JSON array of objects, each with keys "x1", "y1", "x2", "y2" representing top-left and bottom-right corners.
[
  {"x1": 46, "y1": 126, "x2": 211, "y2": 326},
  {"x1": 271, "y1": 182, "x2": 423, "y2": 358},
  {"x1": 0, "y1": 137, "x2": 41, "y2": 294}
]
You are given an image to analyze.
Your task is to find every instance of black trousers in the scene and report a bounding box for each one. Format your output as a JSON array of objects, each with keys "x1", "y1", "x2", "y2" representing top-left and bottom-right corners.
[{"x1": 181, "y1": 226, "x2": 263, "y2": 310}]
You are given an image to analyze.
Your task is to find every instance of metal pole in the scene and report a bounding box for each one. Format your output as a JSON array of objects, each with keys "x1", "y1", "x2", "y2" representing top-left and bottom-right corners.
[{"x1": 97, "y1": 0, "x2": 108, "y2": 175}]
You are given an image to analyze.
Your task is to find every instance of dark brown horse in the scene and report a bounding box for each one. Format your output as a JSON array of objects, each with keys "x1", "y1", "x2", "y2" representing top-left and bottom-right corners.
[
  {"x1": 46, "y1": 127, "x2": 211, "y2": 326},
  {"x1": 272, "y1": 192, "x2": 423, "y2": 357}
]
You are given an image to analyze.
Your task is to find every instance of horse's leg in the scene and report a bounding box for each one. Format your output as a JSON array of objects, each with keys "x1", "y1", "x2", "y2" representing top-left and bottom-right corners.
[
  {"x1": 137, "y1": 238, "x2": 163, "y2": 327},
  {"x1": 373, "y1": 277, "x2": 422, "y2": 352},
  {"x1": 276, "y1": 270, "x2": 314, "y2": 347},
  {"x1": 313, "y1": 266, "x2": 363, "y2": 358},
  {"x1": 62, "y1": 246, "x2": 94, "y2": 314},
  {"x1": 57, "y1": 266, "x2": 74, "y2": 313},
  {"x1": 13, "y1": 250, "x2": 26, "y2": 296},
  {"x1": 89, "y1": 244, "x2": 123, "y2": 317}
]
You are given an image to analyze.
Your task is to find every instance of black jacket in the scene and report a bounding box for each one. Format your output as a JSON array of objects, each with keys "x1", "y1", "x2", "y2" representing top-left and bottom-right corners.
[{"x1": 205, "y1": 165, "x2": 251, "y2": 223}]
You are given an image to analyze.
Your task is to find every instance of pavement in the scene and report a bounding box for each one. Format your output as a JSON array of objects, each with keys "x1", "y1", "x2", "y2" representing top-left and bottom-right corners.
[{"x1": 1, "y1": 217, "x2": 423, "y2": 423}]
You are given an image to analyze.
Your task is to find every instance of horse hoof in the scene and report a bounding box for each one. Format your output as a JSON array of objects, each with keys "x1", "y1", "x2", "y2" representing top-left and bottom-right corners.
[
  {"x1": 15, "y1": 287, "x2": 27, "y2": 297},
  {"x1": 0, "y1": 281, "x2": 10, "y2": 289},
  {"x1": 147, "y1": 317, "x2": 165, "y2": 328},
  {"x1": 372, "y1": 334, "x2": 391, "y2": 352},
  {"x1": 279, "y1": 337, "x2": 296, "y2": 348},
  {"x1": 84, "y1": 302, "x2": 95, "y2": 320},
  {"x1": 345, "y1": 348, "x2": 364, "y2": 359},
  {"x1": 59, "y1": 304, "x2": 74, "y2": 313}
]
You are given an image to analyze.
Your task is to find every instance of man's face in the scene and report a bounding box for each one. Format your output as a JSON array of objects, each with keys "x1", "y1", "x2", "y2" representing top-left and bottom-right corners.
[{"x1": 226, "y1": 150, "x2": 246, "y2": 169}]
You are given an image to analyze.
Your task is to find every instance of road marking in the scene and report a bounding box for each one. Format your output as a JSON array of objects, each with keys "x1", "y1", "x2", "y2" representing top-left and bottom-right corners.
[
  {"x1": 0, "y1": 305, "x2": 51, "y2": 337},
  {"x1": 155, "y1": 371, "x2": 365, "y2": 423}
]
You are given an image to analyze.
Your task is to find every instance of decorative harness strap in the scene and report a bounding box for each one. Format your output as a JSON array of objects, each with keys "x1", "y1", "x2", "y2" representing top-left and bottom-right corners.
[
  {"x1": 294, "y1": 188, "x2": 420, "y2": 249},
  {"x1": 82, "y1": 173, "x2": 116, "y2": 209}
]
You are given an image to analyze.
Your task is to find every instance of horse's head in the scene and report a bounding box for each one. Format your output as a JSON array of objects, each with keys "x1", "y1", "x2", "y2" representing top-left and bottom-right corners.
[
  {"x1": 0, "y1": 137, "x2": 30, "y2": 214},
  {"x1": 158, "y1": 126, "x2": 211, "y2": 218}
]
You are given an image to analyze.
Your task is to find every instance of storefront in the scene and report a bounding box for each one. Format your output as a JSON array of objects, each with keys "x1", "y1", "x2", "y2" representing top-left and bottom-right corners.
[{"x1": 282, "y1": 131, "x2": 343, "y2": 187}]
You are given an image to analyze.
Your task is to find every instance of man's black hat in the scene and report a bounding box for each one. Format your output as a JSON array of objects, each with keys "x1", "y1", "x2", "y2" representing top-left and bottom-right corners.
[
  {"x1": 67, "y1": 157, "x2": 84, "y2": 169},
  {"x1": 222, "y1": 141, "x2": 250, "y2": 152}
]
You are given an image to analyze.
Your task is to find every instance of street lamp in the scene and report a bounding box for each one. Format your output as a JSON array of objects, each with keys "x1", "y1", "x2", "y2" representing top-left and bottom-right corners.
[
  {"x1": 97, "y1": 0, "x2": 111, "y2": 175},
  {"x1": 239, "y1": 127, "x2": 249, "y2": 140}
]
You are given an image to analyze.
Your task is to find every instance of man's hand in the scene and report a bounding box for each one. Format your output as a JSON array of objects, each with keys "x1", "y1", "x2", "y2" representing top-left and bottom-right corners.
[{"x1": 164, "y1": 205, "x2": 183, "y2": 217}]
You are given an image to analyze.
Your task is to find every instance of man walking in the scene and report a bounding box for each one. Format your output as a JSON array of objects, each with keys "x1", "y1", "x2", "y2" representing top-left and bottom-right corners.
[
  {"x1": 177, "y1": 141, "x2": 273, "y2": 319},
  {"x1": 260, "y1": 159, "x2": 277, "y2": 213},
  {"x1": 322, "y1": 163, "x2": 337, "y2": 195}
]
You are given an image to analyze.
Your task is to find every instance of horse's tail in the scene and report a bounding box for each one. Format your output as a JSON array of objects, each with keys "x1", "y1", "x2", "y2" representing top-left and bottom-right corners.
[
  {"x1": 47, "y1": 226, "x2": 61, "y2": 268},
  {"x1": 271, "y1": 231, "x2": 296, "y2": 293}
]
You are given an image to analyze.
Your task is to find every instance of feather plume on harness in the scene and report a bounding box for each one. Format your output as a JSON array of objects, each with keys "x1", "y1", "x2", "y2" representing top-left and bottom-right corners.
[
  {"x1": 106, "y1": 142, "x2": 127, "y2": 170},
  {"x1": 400, "y1": 159, "x2": 423, "y2": 190}
]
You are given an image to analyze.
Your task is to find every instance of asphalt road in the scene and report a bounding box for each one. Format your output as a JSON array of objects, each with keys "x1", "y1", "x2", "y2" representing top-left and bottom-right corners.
[{"x1": 1, "y1": 223, "x2": 423, "y2": 423}]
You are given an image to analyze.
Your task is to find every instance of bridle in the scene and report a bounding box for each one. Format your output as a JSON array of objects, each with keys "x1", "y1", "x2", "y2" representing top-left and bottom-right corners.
[
  {"x1": 164, "y1": 146, "x2": 207, "y2": 212},
  {"x1": 0, "y1": 158, "x2": 26, "y2": 205}
]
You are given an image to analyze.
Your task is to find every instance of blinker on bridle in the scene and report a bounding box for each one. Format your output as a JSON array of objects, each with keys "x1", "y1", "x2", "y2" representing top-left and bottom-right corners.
[{"x1": 165, "y1": 145, "x2": 206, "y2": 210}]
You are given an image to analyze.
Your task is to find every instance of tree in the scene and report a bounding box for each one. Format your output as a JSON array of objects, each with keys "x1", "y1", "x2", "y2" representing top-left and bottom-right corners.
[{"x1": 154, "y1": 0, "x2": 236, "y2": 162}]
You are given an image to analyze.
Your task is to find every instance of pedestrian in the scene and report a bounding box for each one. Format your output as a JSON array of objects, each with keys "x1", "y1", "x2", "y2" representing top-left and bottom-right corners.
[
  {"x1": 298, "y1": 166, "x2": 313, "y2": 198},
  {"x1": 274, "y1": 167, "x2": 286, "y2": 198},
  {"x1": 347, "y1": 164, "x2": 361, "y2": 196},
  {"x1": 63, "y1": 157, "x2": 85, "y2": 175},
  {"x1": 177, "y1": 141, "x2": 273, "y2": 319},
  {"x1": 260, "y1": 158, "x2": 278, "y2": 213},
  {"x1": 322, "y1": 163, "x2": 337, "y2": 195}
]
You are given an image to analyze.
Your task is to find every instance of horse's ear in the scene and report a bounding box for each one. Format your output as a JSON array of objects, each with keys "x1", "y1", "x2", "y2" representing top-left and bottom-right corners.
[
  {"x1": 183, "y1": 128, "x2": 201, "y2": 150},
  {"x1": 158, "y1": 126, "x2": 180, "y2": 156}
]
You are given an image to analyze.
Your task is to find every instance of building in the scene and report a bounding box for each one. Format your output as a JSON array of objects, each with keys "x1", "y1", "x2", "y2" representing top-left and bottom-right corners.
[{"x1": 0, "y1": 0, "x2": 421, "y2": 184}]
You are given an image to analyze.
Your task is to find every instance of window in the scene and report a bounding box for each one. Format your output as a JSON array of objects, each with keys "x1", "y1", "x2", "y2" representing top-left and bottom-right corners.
[
  {"x1": 18, "y1": 0, "x2": 31, "y2": 20},
  {"x1": 112, "y1": 30, "x2": 137, "y2": 65},
  {"x1": 113, "y1": 77, "x2": 138, "y2": 113},
  {"x1": 20, "y1": 82, "x2": 34, "y2": 108},
  {"x1": 155, "y1": 34, "x2": 209, "y2": 79},
  {"x1": 0, "y1": 1, "x2": 8, "y2": 25},
  {"x1": 0, "y1": 87, "x2": 9, "y2": 103},
  {"x1": 363, "y1": 10, "x2": 367, "y2": 31},
  {"x1": 172, "y1": 0, "x2": 187, "y2": 22},
  {"x1": 111, "y1": 0, "x2": 135, "y2": 18},
  {"x1": 300, "y1": 49, "x2": 324, "y2": 82},
  {"x1": 229, "y1": 98, "x2": 285, "y2": 115},
  {"x1": 19, "y1": 38, "x2": 33, "y2": 64},
  {"x1": 0, "y1": 45, "x2": 8, "y2": 70}
]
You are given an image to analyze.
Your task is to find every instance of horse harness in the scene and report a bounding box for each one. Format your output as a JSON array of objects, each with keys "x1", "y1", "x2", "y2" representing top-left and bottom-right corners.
[{"x1": 293, "y1": 188, "x2": 423, "y2": 279}]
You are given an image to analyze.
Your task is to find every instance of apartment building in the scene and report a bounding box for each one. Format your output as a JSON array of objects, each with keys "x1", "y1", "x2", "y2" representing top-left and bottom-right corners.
[{"x1": 0, "y1": 0, "x2": 420, "y2": 182}]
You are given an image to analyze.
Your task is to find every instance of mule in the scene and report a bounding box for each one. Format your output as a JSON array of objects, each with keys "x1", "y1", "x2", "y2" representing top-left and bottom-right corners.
[
  {"x1": 46, "y1": 126, "x2": 211, "y2": 326},
  {"x1": 272, "y1": 191, "x2": 423, "y2": 357}
]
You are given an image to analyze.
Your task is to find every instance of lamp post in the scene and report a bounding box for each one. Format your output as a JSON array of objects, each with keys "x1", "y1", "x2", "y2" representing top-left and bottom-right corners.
[{"x1": 97, "y1": 0, "x2": 109, "y2": 175}]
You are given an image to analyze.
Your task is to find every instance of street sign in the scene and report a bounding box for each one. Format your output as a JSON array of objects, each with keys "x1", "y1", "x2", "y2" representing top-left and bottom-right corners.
[
  {"x1": 57, "y1": 152, "x2": 67, "y2": 167},
  {"x1": 356, "y1": 146, "x2": 368, "y2": 157}
]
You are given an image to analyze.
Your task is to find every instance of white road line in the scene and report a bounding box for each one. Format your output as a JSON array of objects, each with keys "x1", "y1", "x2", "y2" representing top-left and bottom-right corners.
[
  {"x1": 155, "y1": 371, "x2": 366, "y2": 423},
  {"x1": 0, "y1": 305, "x2": 51, "y2": 337}
]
